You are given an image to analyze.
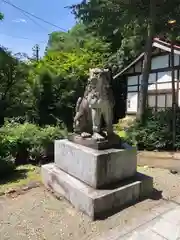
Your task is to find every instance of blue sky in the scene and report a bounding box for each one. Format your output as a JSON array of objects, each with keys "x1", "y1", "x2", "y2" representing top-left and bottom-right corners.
[{"x1": 0, "y1": 0, "x2": 79, "y2": 56}]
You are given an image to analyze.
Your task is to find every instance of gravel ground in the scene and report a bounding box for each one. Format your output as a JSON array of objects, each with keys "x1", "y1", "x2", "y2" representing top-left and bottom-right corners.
[{"x1": 0, "y1": 167, "x2": 180, "y2": 240}]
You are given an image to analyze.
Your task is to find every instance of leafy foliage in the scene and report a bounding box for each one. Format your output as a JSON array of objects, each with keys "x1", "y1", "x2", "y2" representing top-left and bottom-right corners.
[
  {"x1": 0, "y1": 47, "x2": 31, "y2": 125},
  {"x1": 0, "y1": 23, "x2": 109, "y2": 128},
  {"x1": 46, "y1": 23, "x2": 110, "y2": 57},
  {"x1": 0, "y1": 21, "x2": 111, "y2": 132},
  {"x1": 29, "y1": 48, "x2": 107, "y2": 129},
  {"x1": 0, "y1": 121, "x2": 67, "y2": 169},
  {"x1": 71, "y1": 0, "x2": 180, "y2": 69},
  {"x1": 0, "y1": 12, "x2": 3, "y2": 20},
  {"x1": 30, "y1": 70, "x2": 55, "y2": 126},
  {"x1": 125, "y1": 108, "x2": 180, "y2": 151},
  {"x1": 2, "y1": 0, "x2": 180, "y2": 177}
]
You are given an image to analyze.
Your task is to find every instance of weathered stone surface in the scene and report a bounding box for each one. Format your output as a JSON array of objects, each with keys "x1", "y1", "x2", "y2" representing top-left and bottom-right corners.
[
  {"x1": 41, "y1": 163, "x2": 153, "y2": 220},
  {"x1": 68, "y1": 133, "x2": 121, "y2": 150},
  {"x1": 55, "y1": 139, "x2": 137, "y2": 188}
]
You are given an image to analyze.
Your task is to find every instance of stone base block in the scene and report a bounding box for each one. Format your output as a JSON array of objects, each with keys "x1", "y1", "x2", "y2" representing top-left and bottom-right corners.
[
  {"x1": 68, "y1": 133, "x2": 121, "y2": 150},
  {"x1": 55, "y1": 139, "x2": 137, "y2": 188},
  {"x1": 41, "y1": 163, "x2": 153, "y2": 220}
]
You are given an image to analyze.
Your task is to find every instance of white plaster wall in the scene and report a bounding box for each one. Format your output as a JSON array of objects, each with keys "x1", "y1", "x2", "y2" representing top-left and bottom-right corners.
[
  {"x1": 157, "y1": 71, "x2": 171, "y2": 83},
  {"x1": 166, "y1": 94, "x2": 172, "y2": 108},
  {"x1": 148, "y1": 93, "x2": 173, "y2": 108},
  {"x1": 127, "y1": 70, "x2": 179, "y2": 113},
  {"x1": 151, "y1": 54, "x2": 179, "y2": 69},
  {"x1": 148, "y1": 83, "x2": 156, "y2": 90},
  {"x1": 127, "y1": 76, "x2": 138, "y2": 113},
  {"x1": 151, "y1": 55, "x2": 169, "y2": 70},
  {"x1": 170, "y1": 54, "x2": 180, "y2": 67},
  {"x1": 126, "y1": 54, "x2": 180, "y2": 113},
  {"x1": 127, "y1": 76, "x2": 138, "y2": 85},
  {"x1": 125, "y1": 53, "x2": 180, "y2": 75},
  {"x1": 145, "y1": 71, "x2": 178, "y2": 91},
  {"x1": 157, "y1": 82, "x2": 178, "y2": 89},
  {"x1": 157, "y1": 71, "x2": 178, "y2": 89},
  {"x1": 157, "y1": 95, "x2": 166, "y2": 107},
  {"x1": 127, "y1": 92, "x2": 138, "y2": 113},
  {"x1": 148, "y1": 95, "x2": 156, "y2": 107}
]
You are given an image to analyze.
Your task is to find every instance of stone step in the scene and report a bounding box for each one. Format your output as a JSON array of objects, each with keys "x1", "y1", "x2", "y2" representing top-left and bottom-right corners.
[{"x1": 41, "y1": 163, "x2": 153, "y2": 220}]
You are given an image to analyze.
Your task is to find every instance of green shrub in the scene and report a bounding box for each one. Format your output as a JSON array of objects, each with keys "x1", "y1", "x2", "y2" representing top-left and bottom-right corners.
[
  {"x1": 114, "y1": 116, "x2": 136, "y2": 132},
  {"x1": 0, "y1": 121, "x2": 67, "y2": 167},
  {"x1": 29, "y1": 125, "x2": 67, "y2": 161},
  {"x1": 125, "y1": 108, "x2": 180, "y2": 151}
]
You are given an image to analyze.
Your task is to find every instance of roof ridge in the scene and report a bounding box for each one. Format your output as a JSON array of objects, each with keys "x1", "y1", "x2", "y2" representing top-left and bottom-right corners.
[{"x1": 154, "y1": 37, "x2": 180, "y2": 49}]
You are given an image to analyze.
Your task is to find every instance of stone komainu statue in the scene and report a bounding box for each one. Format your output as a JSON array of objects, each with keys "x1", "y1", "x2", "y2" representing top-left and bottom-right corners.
[{"x1": 74, "y1": 68, "x2": 116, "y2": 141}]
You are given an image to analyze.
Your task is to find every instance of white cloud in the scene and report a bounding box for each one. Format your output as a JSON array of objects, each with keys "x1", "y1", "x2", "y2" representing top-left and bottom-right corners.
[{"x1": 12, "y1": 18, "x2": 27, "y2": 23}]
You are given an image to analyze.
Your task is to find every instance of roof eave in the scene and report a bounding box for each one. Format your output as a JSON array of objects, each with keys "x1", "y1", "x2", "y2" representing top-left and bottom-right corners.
[{"x1": 113, "y1": 38, "x2": 180, "y2": 79}]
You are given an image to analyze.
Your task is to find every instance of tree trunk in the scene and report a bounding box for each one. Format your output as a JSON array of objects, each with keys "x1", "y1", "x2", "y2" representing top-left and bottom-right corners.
[
  {"x1": 136, "y1": 0, "x2": 156, "y2": 122},
  {"x1": 171, "y1": 35, "x2": 176, "y2": 150}
]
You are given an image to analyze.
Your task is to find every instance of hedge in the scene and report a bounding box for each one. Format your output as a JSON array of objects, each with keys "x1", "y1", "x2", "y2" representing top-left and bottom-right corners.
[
  {"x1": 124, "y1": 108, "x2": 180, "y2": 151},
  {"x1": 0, "y1": 121, "x2": 67, "y2": 176}
]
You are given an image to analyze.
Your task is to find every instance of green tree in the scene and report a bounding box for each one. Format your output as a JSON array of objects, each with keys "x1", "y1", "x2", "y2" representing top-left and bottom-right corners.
[
  {"x1": 71, "y1": 0, "x2": 180, "y2": 120},
  {"x1": 0, "y1": 12, "x2": 3, "y2": 20},
  {"x1": 137, "y1": 0, "x2": 156, "y2": 121},
  {"x1": 32, "y1": 70, "x2": 55, "y2": 126},
  {"x1": 0, "y1": 47, "x2": 30, "y2": 125},
  {"x1": 71, "y1": 0, "x2": 180, "y2": 63},
  {"x1": 46, "y1": 23, "x2": 110, "y2": 58},
  {"x1": 29, "y1": 49, "x2": 107, "y2": 129}
]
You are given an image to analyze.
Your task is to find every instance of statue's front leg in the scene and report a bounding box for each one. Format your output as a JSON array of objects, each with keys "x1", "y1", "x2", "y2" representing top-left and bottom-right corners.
[
  {"x1": 91, "y1": 108, "x2": 105, "y2": 141},
  {"x1": 103, "y1": 102, "x2": 114, "y2": 136},
  {"x1": 91, "y1": 108, "x2": 101, "y2": 133}
]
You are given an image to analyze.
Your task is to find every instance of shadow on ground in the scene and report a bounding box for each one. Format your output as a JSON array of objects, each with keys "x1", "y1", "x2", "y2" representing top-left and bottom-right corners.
[
  {"x1": 0, "y1": 168, "x2": 30, "y2": 185},
  {"x1": 95, "y1": 188, "x2": 162, "y2": 220},
  {"x1": 151, "y1": 188, "x2": 162, "y2": 200}
]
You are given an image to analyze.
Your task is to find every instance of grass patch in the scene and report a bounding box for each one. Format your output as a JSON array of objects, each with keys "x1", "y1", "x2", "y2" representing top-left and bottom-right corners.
[{"x1": 0, "y1": 164, "x2": 41, "y2": 193}]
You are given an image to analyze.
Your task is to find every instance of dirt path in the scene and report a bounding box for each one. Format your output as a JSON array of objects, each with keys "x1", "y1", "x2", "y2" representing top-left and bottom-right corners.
[{"x1": 0, "y1": 167, "x2": 180, "y2": 240}]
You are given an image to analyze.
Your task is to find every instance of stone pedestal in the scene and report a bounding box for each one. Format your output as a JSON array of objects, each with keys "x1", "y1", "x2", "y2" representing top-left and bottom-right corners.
[
  {"x1": 41, "y1": 139, "x2": 153, "y2": 220},
  {"x1": 55, "y1": 140, "x2": 137, "y2": 188}
]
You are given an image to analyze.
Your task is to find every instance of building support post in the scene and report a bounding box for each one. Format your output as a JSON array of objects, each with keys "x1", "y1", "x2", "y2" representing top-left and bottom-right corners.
[
  {"x1": 170, "y1": 40, "x2": 176, "y2": 150},
  {"x1": 169, "y1": 19, "x2": 177, "y2": 150}
]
